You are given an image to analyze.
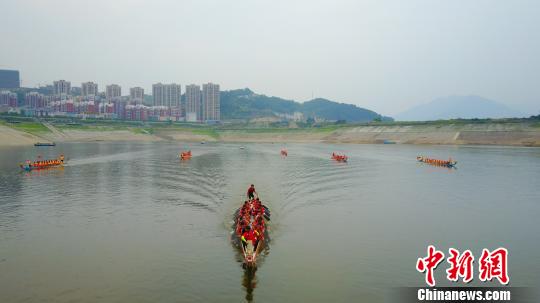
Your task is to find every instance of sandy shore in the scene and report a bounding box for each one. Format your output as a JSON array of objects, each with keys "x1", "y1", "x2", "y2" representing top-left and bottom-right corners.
[
  {"x1": 46, "y1": 129, "x2": 165, "y2": 143},
  {"x1": 0, "y1": 125, "x2": 42, "y2": 146},
  {"x1": 1, "y1": 122, "x2": 539, "y2": 147}
]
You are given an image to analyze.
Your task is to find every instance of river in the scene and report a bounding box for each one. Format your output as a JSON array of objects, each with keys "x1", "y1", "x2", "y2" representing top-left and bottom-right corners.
[{"x1": 0, "y1": 142, "x2": 539, "y2": 302}]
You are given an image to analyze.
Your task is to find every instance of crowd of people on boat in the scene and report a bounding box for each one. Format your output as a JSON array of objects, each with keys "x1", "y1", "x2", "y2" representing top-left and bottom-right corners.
[
  {"x1": 332, "y1": 152, "x2": 348, "y2": 162},
  {"x1": 417, "y1": 156, "x2": 456, "y2": 166},
  {"x1": 180, "y1": 150, "x2": 192, "y2": 159},
  {"x1": 235, "y1": 185, "x2": 268, "y2": 252},
  {"x1": 21, "y1": 155, "x2": 65, "y2": 170}
]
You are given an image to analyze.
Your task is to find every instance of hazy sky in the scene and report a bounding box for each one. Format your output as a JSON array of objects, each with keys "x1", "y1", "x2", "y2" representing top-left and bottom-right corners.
[{"x1": 1, "y1": 0, "x2": 539, "y2": 116}]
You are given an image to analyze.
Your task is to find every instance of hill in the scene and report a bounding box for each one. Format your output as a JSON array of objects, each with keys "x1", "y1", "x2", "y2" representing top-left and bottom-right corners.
[
  {"x1": 395, "y1": 95, "x2": 523, "y2": 121},
  {"x1": 220, "y1": 88, "x2": 390, "y2": 122},
  {"x1": 302, "y1": 98, "x2": 385, "y2": 122}
]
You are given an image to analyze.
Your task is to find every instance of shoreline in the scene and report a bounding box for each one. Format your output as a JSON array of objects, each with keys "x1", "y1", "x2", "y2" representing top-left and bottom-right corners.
[{"x1": 1, "y1": 122, "x2": 539, "y2": 147}]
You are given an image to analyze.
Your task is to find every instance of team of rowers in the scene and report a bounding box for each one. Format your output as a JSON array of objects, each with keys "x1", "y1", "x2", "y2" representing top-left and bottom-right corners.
[
  {"x1": 332, "y1": 152, "x2": 348, "y2": 162},
  {"x1": 180, "y1": 150, "x2": 192, "y2": 160},
  {"x1": 417, "y1": 156, "x2": 457, "y2": 167},
  {"x1": 177, "y1": 150, "x2": 460, "y2": 169},
  {"x1": 235, "y1": 185, "x2": 269, "y2": 253},
  {"x1": 177, "y1": 149, "x2": 356, "y2": 164},
  {"x1": 20, "y1": 155, "x2": 65, "y2": 170}
]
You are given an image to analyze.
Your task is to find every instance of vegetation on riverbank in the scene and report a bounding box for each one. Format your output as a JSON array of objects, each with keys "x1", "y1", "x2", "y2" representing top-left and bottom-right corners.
[
  {"x1": 1, "y1": 114, "x2": 539, "y2": 146},
  {"x1": 0, "y1": 120, "x2": 51, "y2": 134},
  {"x1": 1, "y1": 112, "x2": 539, "y2": 131}
]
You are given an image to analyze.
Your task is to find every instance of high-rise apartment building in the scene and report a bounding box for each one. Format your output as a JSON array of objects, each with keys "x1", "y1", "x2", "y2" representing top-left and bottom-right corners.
[
  {"x1": 53, "y1": 80, "x2": 71, "y2": 96},
  {"x1": 202, "y1": 83, "x2": 220, "y2": 122},
  {"x1": 185, "y1": 84, "x2": 201, "y2": 122},
  {"x1": 152, "y1": 83, "x2": 181, "y2": 108},
  {"x1": 81, "y1": 82, "x2": 99, "y2": 96},
  {"x1": 0, "y1": 90, "x2": 18, "y2": 107},
  {"x1": 25, "y1": 92, "x2": 47, "y2": 108},
  {"x1": 106, "y1": 84, "x2": 122, "y2": 100},
  {"x1": 130, "y1": 87, "x2": 144, "y2": 103}
]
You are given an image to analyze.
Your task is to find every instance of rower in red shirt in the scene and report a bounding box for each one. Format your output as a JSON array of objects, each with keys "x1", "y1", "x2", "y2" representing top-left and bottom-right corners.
[{"x1": 241, "y1": 226, "x2": 260, "y2": 247}]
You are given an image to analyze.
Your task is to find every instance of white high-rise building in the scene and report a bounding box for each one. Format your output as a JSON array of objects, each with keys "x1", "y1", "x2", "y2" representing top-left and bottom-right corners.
[
  {"x1": 185, "y1": 84, "x2": 201, "y2": 122},
  {"x1": 130, "y1": 87, "x2": 144, "y2": 103},
  {"x1": 53, "y1": 80, "x2": 71, "y2": 96},
  {"x1": 152, "y1": 83, "x2": 181, "y2": 108},
  {"x1": 81, "y1": 82, "x2": 98, "y2": 96},
  {"x1": 202, "y1": 83, "x2": 220, "y2": 122},
  {"x1": 106, "y1": 84, "x2": 122, "y2": 100},
  {"x1": 25, "y1": 92, "x2": 47, "y2": 108},
  {"x1": 0, "y1": 90, "x2": 17, "y2": 107}
]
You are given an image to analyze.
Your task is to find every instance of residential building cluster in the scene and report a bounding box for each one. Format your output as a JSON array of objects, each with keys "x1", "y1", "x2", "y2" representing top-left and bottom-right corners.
[
  {"x1": 0, "y1": 70, "x2": 220, "y2": 122},
  {"x1": 0, "y1": 91, "x2": 18, "y2": 107}
]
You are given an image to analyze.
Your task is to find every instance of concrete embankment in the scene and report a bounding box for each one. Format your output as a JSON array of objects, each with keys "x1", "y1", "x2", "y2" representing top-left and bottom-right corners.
[
  {"x1": 1, "y1": 121, "x2": 539, "y2": 147},
  {"x1": 161, "y1": 123, "x2": 540, "y2": 146},
  {"x1": 323, "y1": 123, "x2": 540, "y2": 146}
]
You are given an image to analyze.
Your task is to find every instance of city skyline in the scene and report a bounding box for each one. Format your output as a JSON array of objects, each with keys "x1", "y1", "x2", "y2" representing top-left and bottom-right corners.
[
  {"x1": 2, "y1": 76, "x2": 222, "y2": 101},
  {"x1": 1, "y1": 78, "x2": 222, "y2": 123}
]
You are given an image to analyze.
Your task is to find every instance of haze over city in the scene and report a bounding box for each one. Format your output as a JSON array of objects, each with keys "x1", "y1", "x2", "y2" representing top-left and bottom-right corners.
[{"x1": 1, "y1": 0, "x2": 539, "y2": 116}]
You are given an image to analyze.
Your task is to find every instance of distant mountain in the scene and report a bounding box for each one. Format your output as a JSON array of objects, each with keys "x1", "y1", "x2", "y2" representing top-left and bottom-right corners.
[
  {"x1": 220, "y1": 88, "x2": 391, "y2": 122},
  {"x1": 395, "y1": 95, "x2": 523, "y2": 121}
]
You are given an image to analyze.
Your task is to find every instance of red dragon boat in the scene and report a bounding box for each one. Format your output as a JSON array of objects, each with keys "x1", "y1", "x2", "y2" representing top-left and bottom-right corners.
[
  {"x1": 233, "y1": 197, "x2": 270, "y2": 266},
  {"x1": 19, "y1": 155, "x2": 65, "y2": 171},
  {"x1": 179, "y1": 150, "x2": 192, "y2": 160},
  {"x1": 331, "y1": 152, "x2": 348, "y2": 162},
  {"x1": 417, "y1": 156, "x2": 457, "y2": 168}
]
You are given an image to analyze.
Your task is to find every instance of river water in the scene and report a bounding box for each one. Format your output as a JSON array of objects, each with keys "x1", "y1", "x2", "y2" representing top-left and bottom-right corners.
[{"x1": 0, "y1": 142, "x2": 539, "y2": 302}]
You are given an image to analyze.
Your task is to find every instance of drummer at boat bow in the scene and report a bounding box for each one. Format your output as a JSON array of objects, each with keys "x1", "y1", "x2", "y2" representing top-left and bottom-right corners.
[{"x1": 247, "y1": 184, "x2": 258, "y2": 199}]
